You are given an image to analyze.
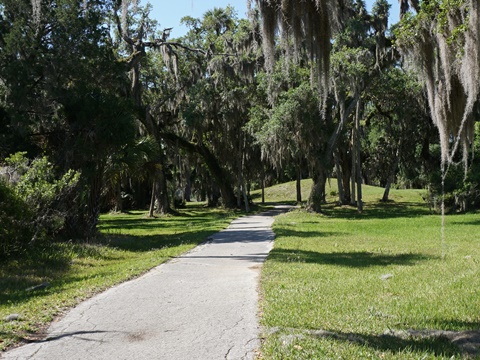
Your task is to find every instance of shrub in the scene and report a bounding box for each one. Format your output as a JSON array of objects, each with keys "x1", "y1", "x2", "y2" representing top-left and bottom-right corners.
[
  {"x1": 0, "y1": 181, "x2": 33, "y2": 258},
  {"x1": 424, "y1": 144, "x2": 480, "y2": 212},
  {"x1": 2, "y1": 152, "x2": 81, "y2": 250}
]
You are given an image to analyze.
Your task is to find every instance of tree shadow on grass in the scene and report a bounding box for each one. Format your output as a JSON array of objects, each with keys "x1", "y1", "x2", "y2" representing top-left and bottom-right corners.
[
  {"x1": 99, "y1": 217, "x2": 215, "y2": 231},
  {"x1": 449, "y1": 218, "x2": 480, "y2": 226},
  {"x1": 268, "y1": 249, "x2": 434, "y2": 267},
  {"x1": 274, "y1": 228, "x2": 344, "y2": 239},
  {"x1": 0, "y1": 227, "x2": 217, "y2": 307},
  {"x1": 101, "y1": 229, "x2": 214, "y2": 252},
  {"x1": 323, "y1": 201, "x2": 432, "y2": 220},
  {"x1": 294, "y1": 328, "x2": 468, "y2": 358}
]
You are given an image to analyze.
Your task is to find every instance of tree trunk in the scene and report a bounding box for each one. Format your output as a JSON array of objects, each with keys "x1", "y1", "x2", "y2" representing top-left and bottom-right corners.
[
  {"x1": 382, "y1": 145, "x2": 401, "y2": 202},
  {"x1": 207, "y1": 182, "x2": 221, "y2": 207},
  {"x1": 338, "y1": 145, "x2": 351, "y2": 204},
  {"x1": 354, "y1": 97, "x2": 363, "y2": 213},
  {"x1": 184, "y1": 169, "x2": 192, "y2": 202},
  {"x1": 148, "y1": 180, "x2": 156, "y2": 217},
  {"x1": 114, "y1": 180, "x2": 123, "y2": 213},
  {"x1": 382, "y1": 178, "x2": 392, "y2": 202},
  {"x1": 350, "y1": 131, "x2": 357, "y2": 207},
  {"x1": 160, "y1": 131, "x2": 237, "y2": 208},
  {"x1": 307, "y1": 170, "x2": 326, "y2": 212},
  {"x1": 334, "y1": 150, "x2": 345, "y2": 205},
  {"x1": 261, "y1": 167, "x2": 265, "y2": 204},
  {"x1": 240, "y1": 142, "x2": 250, "y2": 212},
  {"x1": 155, "y1": 167, "x2": 170, "y2": 215},
  {"x1": 296, "y1": 165, "x2": 302, "y2": 203},
  {"x1": 237, "y1": 185, "x2": 242, "y2": 208},
  {"x1": 242, "y1": 182, "x2": 250, "y2": 212},
  {"x1": 87, "y1": 170, "x2": 103, "y2": 238},
  {"x1": 237, "y1": 139, "x2": 243, "y2": 209}
]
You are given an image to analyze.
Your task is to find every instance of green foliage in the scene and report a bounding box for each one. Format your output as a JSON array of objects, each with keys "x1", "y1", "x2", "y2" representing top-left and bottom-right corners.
[
  {"x1": 0, "y1": 0, "x2": 135, "y2": 234},
  {"x1": 155, "y1": 6, "x2": 262, "y2": 207},
  {"x1": 426, "y1": 123, "x2": 480, "y2": 212},
  {"x1": 247, "y1": 60, "x2": 323, "y2": 192},
  {"x1": 3, "y1": 152, "x2": 81, "y2": 244},
  {"x1": 0, "y1": 181, "x2": 33, "y2": 258},
  {"x1": 394, "y1": 0, "x2": 478, "y2": 169},
  {"x1": 362, "y1": 68, "x2": 433, "y2": 188},
  {"x1": 331, "y1": 46, "x2": 371, "y2": 80},
  {"x1": 248, "y1": 68, "x2": 321, "y2": 171},
  {"x1": 395, "y1": 0, "x2": 468, "y2": 48},
  {"x1": 14, "y1": 158, "x2": 79, "y2": 210}
]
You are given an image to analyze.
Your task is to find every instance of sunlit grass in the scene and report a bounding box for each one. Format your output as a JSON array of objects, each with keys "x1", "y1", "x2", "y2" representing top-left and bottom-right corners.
[
  {"x1": 0, "y1": 203, "x2": 237, "y2": 351},
  {"x1": 2, "y1": 180, "x2": 477, "y2": 358},
  {"x1": 251, "y1": 179, "x2": 313, "y2": 204},
  {"x1": 259, "y1": 182, "x2": 480, "y2": 359}
]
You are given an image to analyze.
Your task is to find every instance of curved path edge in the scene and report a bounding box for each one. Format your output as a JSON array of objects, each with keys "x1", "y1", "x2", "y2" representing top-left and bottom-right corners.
[{"x1": 2, "y1": 205, "x2": 294, "y2": 360}]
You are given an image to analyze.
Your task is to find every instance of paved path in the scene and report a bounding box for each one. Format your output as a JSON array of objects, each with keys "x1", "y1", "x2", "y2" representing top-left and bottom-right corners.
[{"x1": 2, "y1": 206, "x2": 292, "y2": 360}]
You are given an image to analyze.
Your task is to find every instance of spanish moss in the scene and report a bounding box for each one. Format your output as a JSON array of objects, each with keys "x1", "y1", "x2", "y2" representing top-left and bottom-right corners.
[
  {"x1": 256, "y1": 0, "x2": 345, "y2": 92},
  {"x1": 121, "y1": 0, "x2": 139, "y2": 32},
  {"x1": 31, "y1": 0, "x2": 41, "y2": 25},
  {"x1": 398, "y1": 0, "x2": 479, "y2": 169}
]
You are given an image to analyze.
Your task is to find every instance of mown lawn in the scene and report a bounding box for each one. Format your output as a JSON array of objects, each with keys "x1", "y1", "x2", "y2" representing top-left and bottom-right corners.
[
  {"x1": 257, "y1": 182, "x2": 480, "y2": 359},
  {"x1": 0, "y1": 203, "x2": 238, "y2": 351},
  {"x1": 2, "y1": 180, "x2": 478, "y2": 358}
]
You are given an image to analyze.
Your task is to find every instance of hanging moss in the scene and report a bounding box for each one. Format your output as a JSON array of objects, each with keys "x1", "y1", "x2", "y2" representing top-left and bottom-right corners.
[
  {"x1": 256, "y1": 0, "x2": 345, "y2": 93},
  {"x1": 121, "y1": 0, "x2": 140, "y2": 32},
  {"x1": 31, "y1": 0, "x2": 41, "y2": 25},
  {"x1": 396, "y1": 0, "x2": 479, "y2": 168}
]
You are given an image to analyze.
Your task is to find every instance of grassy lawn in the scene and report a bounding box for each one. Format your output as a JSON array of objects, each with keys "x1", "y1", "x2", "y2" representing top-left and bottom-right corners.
[
  {"x1": 257, "y1": 181, "x2": 480, "y2": 359},
  {"x1": 1, "y1": 179, "x2": 478, "y2": 358},
  {"x1": 0, "y1": 203, "x2": 238, "y2": 351}
]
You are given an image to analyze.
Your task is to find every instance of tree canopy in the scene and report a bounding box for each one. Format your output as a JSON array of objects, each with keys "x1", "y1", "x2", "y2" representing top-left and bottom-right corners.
[{"x1": 1, "y1": 0, "x2": 479, "y2": 257}]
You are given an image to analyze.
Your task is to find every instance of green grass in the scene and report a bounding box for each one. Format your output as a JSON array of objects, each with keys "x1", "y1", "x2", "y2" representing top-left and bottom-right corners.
[
  {"x1": 251, "y1": 179, "x2": 313, "y2": 204},
  {"x1": 1, "y1": 180, "x2": 478, "y2": 358},
  {"x1": 258, "y1": 181, "x2": 480, "y2": 359},
  {"x1": 0, "y1": 203, "x2": 238, "y2": 351}
]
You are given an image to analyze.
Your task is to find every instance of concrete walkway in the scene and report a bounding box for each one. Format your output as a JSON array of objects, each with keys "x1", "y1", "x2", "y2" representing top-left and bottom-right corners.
[{"x1": 2, "y1": 206, "x2": 292, "y2": 360}]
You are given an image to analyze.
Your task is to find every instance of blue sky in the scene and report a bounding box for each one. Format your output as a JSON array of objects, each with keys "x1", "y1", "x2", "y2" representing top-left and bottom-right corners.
[{"x1": 150, "y1": 0, "x2": 401, "y2": 38}]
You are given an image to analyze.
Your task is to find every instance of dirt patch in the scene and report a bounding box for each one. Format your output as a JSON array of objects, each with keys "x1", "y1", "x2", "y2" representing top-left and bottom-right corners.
[
  {"x1": 249, "y1": 264, "x2": 262, "y2": 273},
  {"x1": 126, "y1": 330, "x2": 148, "y2": 343}
]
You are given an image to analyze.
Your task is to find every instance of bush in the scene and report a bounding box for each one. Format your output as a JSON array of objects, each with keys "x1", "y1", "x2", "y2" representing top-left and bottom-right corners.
[
  {"x1": 0, "y1": 181, "x2": 33, "y2": 258},
  {"x1": 2, "y1": 152, "x2": 81, "y2": 252},
  {"x1": 424, "y1": 124, "x2": 480, "y2": 213}
]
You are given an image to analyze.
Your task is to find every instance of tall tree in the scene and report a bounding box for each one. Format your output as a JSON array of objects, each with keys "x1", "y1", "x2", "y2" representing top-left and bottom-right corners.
[
  {"x1": 362, "y1": 68, "x2": 434, "y2": 200},
  {"x1": 112, "y1": 0, "x2": 200, "y2": 214},
  {"x1": 255, "y1": 0, "x2": 346, "y2": 211},
  {"x1": 248, "y1": 62, "x2": 319, "y2": 204},
  {"x1": 255, "y1": 0, "x2": 346, "y2": 91},
  {"x1": 0, "y1": 0, "x2": 136, "y2": 236},
  {"x1": 255, "y1": 0, "x2": 391, "y2": 212},
  {"x1": 153, "y1": 7, "x2": 262, "y2": 209},
  {"x1": 329, "y1": 0, "x2": 391, "y2": 211}
]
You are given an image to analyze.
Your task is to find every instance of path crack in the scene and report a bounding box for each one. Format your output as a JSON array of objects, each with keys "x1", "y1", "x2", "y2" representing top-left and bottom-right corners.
[{"x1": 225, "y1": 344, "x2": 234, "y2": 359}]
